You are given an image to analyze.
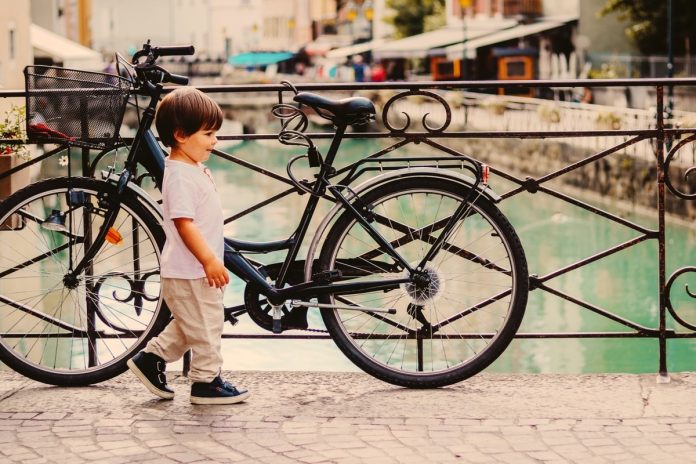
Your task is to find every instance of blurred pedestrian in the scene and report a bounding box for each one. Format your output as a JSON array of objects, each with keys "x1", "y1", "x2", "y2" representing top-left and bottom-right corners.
[
  {"x1": 371, "y1": 61, "x2": 386, "y2": 82},
  {"x1": 352, "y1": 55, "x2": 368, "y2": 82}
]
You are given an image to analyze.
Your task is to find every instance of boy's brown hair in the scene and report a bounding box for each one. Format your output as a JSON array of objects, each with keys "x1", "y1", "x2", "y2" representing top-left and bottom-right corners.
[{"x1": 155, "y1": 87, "x2": 223, "y2": 147}]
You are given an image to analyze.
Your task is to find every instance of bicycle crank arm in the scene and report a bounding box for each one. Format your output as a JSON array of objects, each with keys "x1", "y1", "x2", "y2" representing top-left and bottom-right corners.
[{"x1": 291, "y1": 300, "x2": 396, "y2": 314}]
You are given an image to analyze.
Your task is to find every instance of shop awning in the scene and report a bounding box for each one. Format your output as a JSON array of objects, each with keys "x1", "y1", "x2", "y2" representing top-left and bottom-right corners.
[
  {"x1": 305, "y1": 34, "x2": 353, "y2": 56},
  {"x1": 325, "y1": 39, "x2": 387, "y2": 60},
  {"x1": 445, "y1": 17, "x2": 577, "y2": 60},
  {"x1": 372, "y1": 19, "x2": 516, "y2": 60},
  {"x1": 228, "y1": 52, "x2": 294, "y2": 67},
  {"x1": 30, "y1": 24, "x2": 104, "y2": 71}
]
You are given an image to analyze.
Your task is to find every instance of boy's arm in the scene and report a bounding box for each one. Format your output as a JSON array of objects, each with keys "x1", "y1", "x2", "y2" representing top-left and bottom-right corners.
[{"x1": 173, "y1": 217, "x2": 229, "y2": 288}]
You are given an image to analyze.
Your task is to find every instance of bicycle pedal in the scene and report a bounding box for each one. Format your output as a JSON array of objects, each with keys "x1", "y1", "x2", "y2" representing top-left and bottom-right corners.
[
  {"x1": 313, "y1": 269, "x2": 343, "y2": 283},
  {"x1": 223, "y1": 309, "x2": 239, "y2": 326}
]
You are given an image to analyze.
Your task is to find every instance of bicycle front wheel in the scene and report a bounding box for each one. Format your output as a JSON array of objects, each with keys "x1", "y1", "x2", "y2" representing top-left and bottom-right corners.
[
  {"x1": 0, "y1": 177, "x2": 168, "y2": 386},
  {"x1": 318, "y1": 175, "x2": 528, "y2": 388}
]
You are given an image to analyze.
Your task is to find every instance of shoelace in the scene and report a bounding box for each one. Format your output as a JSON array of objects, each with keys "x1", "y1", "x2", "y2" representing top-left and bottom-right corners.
[{"x1": 214, "y1": 378, "x2": 236, "y2": 390}]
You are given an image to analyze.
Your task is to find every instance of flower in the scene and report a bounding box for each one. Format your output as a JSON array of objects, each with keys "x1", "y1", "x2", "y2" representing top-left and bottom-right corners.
[
  {"x1": 0, "y1": 105, "x2": 29, "y2": 160},
  {"x1": 58, "y1": 155, "x2": 68, "y2": 167}
]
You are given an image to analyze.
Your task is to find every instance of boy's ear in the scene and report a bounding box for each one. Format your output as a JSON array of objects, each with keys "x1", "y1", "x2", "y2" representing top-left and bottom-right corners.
[{"x1": 173, "y1": 129, "x2": 188, "y2": 145}]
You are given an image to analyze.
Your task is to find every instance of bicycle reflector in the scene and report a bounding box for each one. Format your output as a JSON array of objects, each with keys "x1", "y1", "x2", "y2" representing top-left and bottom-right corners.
[{"x1": 105, "y1": 227, "x2": 123, "y2": 245}]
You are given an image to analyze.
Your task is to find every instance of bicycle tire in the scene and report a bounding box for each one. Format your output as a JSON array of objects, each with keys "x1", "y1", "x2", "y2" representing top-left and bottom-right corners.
[
  {"x1": 318, "y1": 175, "x2": 528, "y2": 388},
  {"x1": 0, "y1": 176, "x2": 169, "y2": 386}
]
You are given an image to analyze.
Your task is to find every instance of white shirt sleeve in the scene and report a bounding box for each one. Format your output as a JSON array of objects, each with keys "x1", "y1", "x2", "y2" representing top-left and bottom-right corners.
[{"x1": 164, "y1": 168, "x2": 198, "y2": 220}]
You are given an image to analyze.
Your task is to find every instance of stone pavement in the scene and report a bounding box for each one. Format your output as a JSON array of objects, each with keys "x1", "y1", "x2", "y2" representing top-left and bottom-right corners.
[{"x1": 1, "y1": 370, "x2": 696, "y2": 464}]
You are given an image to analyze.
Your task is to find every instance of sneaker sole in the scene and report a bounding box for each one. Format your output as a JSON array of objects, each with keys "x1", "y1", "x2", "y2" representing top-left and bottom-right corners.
[
  {"x1": 126, "y1": 358, "x2": 174, "y2": 400},
  {"x1": 190, "y1": 391, "x2": 250, "y2": 405}
]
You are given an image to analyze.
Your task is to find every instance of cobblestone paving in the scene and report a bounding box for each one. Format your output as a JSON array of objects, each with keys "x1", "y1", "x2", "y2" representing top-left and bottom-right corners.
[{"x1": 1, "y1": 370, "x2": 695, "y2": 463}]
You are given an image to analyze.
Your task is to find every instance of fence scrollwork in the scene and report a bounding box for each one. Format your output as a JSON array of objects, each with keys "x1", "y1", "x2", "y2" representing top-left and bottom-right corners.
[
  {"x1": 664, "y1": 133, "x2": 696, "y2": 200},
  {"x1": 381, "y1": 89, "x2": 452, "y2": 134},
  {"x1": 666, "y1": 266, "x2": 696, "y2": 331}
]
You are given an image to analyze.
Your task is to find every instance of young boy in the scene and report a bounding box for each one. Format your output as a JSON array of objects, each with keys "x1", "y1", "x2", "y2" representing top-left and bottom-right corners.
[{"x1": 127, "y1": 87, "x2": 249, "y2": 405}]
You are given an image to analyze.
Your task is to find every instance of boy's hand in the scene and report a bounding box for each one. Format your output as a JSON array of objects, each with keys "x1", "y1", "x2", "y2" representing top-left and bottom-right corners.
[
  {"x1": 203, "y1": 257, "x2": 229, "y2": 288},
  {"x1": 173, "y1": 218, "x2": 229, "y2": 288}
]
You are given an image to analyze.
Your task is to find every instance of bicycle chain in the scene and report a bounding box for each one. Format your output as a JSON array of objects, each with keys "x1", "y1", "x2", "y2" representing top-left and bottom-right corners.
[{"x1": 297, "y1": 326, "x2": 374, "y2": 338}]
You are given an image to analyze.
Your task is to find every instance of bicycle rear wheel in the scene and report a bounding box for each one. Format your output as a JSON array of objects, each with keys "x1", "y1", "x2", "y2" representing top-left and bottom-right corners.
[
  {"x1": 0, "y1": 177, "x2": 168, "y2": 386},
  {"x1": 318, "y1": 175, "x2": 528, "y2": 388}
]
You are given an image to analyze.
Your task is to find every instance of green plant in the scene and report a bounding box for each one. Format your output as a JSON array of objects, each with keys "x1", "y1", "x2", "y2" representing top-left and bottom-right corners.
[
  {"x1": 384, "y1": 0, "x2": 445, "y2": 39},
  {"x1": 481, "y1": 97, "x2": 507, "y2": 115},
  {"x1": 0, "y1": 105, "x2": 29, "y2": 160},
  {"x1": 538, "y1": 103, "x2": 561, "y2": 123},
  {"x1": 596, "y1": 110, "x2": 622, "y2": 129}
]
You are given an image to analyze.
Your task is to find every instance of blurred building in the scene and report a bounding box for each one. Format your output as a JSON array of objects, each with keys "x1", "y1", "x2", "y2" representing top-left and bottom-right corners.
[
  {"x1": 30, "y1": 0, "x2": 102, "y2": 70},
  {"x1": 31, "y1": 0, "x2": 91, "y2": 47},
  {"x1": 90, "y1": 0, "x2": 262, "y2": 59},
  {"x1": 259, "y1": 0, "x2": 311, "y2": 51},
  {"x1": 0, "y1": 0, "x2": 32, "y2": 90},
  {"x1": 364, "y1": 0, "x2": 578, "y2": 82}
]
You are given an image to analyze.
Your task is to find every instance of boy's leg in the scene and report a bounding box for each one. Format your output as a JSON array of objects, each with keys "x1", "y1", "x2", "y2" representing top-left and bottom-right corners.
[
  {"x1": 128, "y1": 278, "x2": 190, "y2": 399},
  {"x1": 145, "y1": 317, "x2": 189, "y2": 362},
  {"x1": 175, "y1": 278, "x2": 224, "y2": 383},
  {"x1": 182, "y1": 278, "x2": 249, "y2": 404}
]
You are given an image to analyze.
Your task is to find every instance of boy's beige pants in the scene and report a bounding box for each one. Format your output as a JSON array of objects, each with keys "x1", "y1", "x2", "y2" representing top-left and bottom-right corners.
[{"x1": 145, "y1": 277, "x2": 224, "y2": 383}]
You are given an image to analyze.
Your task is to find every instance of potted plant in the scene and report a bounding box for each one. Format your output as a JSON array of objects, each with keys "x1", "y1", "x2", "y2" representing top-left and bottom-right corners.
[{"x1": 0, "y1": 105, "x2": 30, "y2": 217}]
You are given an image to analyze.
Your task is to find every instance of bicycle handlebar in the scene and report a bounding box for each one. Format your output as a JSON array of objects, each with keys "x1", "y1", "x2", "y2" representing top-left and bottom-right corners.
[
  {"x1": 128, "y1": 41, "x2": 195, "y2": 88},
  {"x1": 166, "y1": 73, "x2": 189, "y2": 86},
  {"x1": 153, "y1": 45, "x2": 195, "y2": 57}
]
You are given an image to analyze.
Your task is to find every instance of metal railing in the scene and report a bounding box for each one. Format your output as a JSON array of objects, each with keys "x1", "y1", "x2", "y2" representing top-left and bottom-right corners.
[{"x1": 2, "y1": 77, "x2": 696, "y2": 377}]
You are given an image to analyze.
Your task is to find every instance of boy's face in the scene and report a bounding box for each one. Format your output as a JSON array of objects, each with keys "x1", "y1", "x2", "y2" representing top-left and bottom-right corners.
[{"x1": 174, "y1": 128, "x2": 218, "y2": 163}]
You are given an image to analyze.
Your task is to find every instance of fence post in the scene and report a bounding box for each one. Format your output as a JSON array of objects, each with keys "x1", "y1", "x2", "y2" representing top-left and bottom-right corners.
[{"x1": 655, "y1": 85, "x2": 670, "y2": 383}]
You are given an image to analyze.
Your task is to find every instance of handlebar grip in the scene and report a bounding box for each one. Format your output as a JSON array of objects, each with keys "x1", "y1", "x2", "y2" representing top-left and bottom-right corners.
[
  {"x1": 153, "y1": 45, "x2": 195, "y2": 57},
  {"x1": 166, "y1": 73, "x2": 189, "y2": 85}
]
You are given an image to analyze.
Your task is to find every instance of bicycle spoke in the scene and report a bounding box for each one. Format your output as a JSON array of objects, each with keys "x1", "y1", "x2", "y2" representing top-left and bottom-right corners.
[
  {"x1": 320, "y1": 177, "x2": 527, "y2": 386},
  {"x1": 0, "y1": 179, "x2": 165, "y2": 381},
  {"x1": 0, "y1": 241, "x2": 80, "y2": 279}
]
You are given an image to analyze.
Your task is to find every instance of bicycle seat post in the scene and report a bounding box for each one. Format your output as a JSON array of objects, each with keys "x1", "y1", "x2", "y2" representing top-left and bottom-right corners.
[{"x1": 318, "y1": 122, "x2": 348, "y2": 179}]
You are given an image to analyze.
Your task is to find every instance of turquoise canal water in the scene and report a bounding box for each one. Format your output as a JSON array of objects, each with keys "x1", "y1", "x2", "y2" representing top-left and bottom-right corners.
[{"x1": 204, "y1": 137, "x2": 696, "y2": 375}]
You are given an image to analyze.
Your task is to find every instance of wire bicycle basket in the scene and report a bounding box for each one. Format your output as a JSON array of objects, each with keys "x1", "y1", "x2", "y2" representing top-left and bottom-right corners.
[{"x1": 24, "y1": 66, "x2": 131, "y2": 150}]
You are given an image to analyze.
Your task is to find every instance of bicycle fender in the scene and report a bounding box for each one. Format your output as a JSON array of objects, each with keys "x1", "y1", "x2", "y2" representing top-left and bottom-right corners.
[
  {"x1": 303, "y1": 167, "x2": 501, "y2": 282},
  {"x1": 101, "y1": 171, "x2": 163, "y2": 219}
]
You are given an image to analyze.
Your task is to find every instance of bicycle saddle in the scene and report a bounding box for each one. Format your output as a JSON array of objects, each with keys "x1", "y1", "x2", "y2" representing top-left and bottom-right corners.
[{"x1": 294, "y1": 92, "x2": 376, "y2": 124}]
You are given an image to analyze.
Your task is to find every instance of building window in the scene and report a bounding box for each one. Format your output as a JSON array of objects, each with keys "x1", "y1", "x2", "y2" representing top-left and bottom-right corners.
[{"x1": 8, "y1": 25, "x2": 15, "y2": 60}]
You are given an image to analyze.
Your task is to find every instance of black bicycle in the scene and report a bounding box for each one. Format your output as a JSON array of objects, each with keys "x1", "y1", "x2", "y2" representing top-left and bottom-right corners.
[{"x1": 0, "y1": 42, "x2": 528, "y2": 388}]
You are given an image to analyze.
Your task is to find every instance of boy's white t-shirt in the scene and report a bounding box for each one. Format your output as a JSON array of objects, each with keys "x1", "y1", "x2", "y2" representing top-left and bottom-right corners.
[{"x1": 160, "y1": 158, "x2": 224, "y2": 279}]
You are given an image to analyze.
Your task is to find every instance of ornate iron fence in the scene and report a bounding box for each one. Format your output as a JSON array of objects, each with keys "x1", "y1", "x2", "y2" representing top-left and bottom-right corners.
[{"x1": 1, "y1": 77, "x2": 696, "y2": 377}]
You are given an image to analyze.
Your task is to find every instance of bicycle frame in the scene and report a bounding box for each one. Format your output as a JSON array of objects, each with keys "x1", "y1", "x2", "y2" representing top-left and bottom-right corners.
[
  {"x1": 72, "y1": 82, "x2": 485, "y2": 312},
  {"x1": 222, "y1": 122, "x2": 420, "y2": 306},
  {"x1": 2, "y1": 47, "x2": 529, "y2": 387}
]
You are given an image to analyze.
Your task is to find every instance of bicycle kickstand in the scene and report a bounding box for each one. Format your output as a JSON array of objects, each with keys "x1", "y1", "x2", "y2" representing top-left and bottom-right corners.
[{"x1": 271, "y1": 304, "x2": 283, "y2": 334}]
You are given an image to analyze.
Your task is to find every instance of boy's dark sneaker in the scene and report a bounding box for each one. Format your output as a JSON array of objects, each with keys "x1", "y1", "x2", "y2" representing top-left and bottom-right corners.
[
  {"x1": 190, "y1": 376, "x2": 250, "y2": 405},
  {"x1": 127, "y1": 351, "x2": 174, "y2": 400}
]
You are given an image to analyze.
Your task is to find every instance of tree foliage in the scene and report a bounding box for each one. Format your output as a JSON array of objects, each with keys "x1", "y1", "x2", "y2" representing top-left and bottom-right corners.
[
  {"x1": 600, "y1": 0, "x2": 696, "y2": 55},
  {"x1": 384, "y1": 0, "x2": 446, "y2": 39}
]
